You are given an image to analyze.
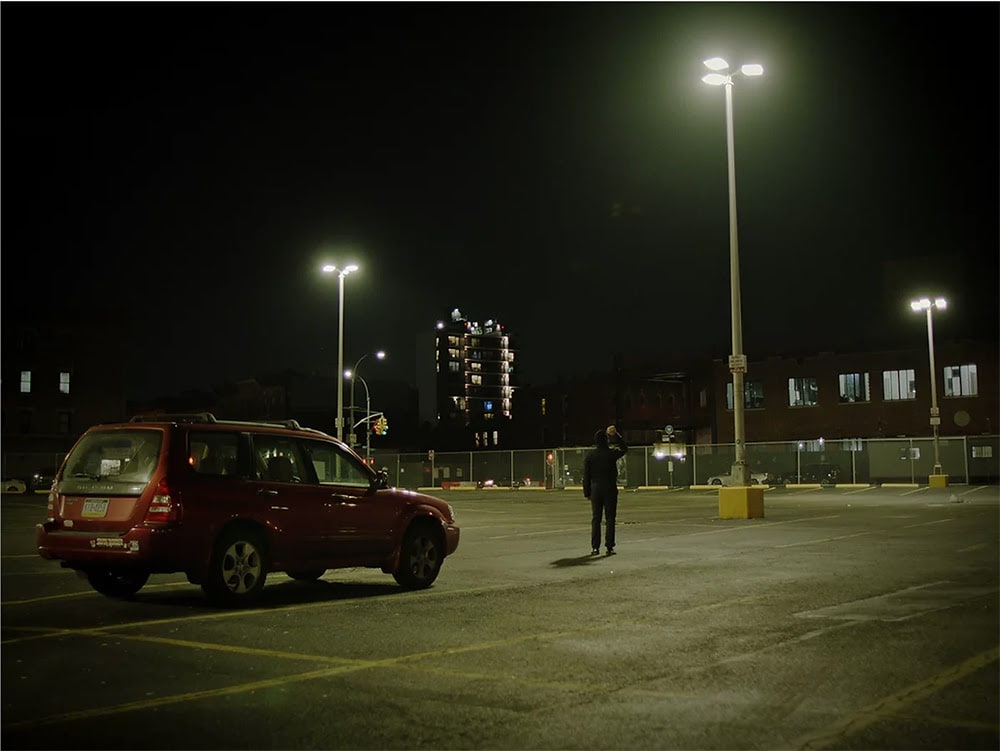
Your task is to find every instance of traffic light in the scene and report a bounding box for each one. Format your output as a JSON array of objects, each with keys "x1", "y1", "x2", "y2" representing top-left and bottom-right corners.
[{"x1": 374, "y1": 416, "x2": 388, "y2": 436}]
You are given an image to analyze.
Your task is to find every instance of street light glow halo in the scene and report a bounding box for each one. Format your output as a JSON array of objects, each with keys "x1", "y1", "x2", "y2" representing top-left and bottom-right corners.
[
  {"x1": 704, "y1": 57, "x2": 729, "y2": 71},
  {"x1": 934, "y1": 297, "x2": 947, "y2": 310}
]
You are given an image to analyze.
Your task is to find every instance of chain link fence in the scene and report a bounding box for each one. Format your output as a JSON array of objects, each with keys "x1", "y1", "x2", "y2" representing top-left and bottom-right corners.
[{"x1": 368, "y1": 435, "x2": 999, "y2": 490}]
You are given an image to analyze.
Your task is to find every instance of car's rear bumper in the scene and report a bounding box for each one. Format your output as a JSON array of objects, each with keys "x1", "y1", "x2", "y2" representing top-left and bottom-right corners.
[{"x1": 35, "y1": 522, "x2": 188, "y2": 571}]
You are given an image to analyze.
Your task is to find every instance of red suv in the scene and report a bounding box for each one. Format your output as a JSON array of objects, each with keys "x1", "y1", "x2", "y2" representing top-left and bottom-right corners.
[{"x1": 35, "y1": 414, "x2": 460, "y2": 607}]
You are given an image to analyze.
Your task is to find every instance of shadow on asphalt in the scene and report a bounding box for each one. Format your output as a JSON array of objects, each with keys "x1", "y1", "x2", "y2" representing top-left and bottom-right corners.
[
  {"x1": 122, "y1": 578, "x2": 407, "y2": 611},
  {"x1": 549, "y1": 555, "x2": 603, "y2": 568}
]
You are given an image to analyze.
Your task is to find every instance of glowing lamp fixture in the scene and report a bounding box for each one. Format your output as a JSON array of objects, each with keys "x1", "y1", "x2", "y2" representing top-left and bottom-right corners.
[
  {"x1": 701, "y1": 57, "x2": 765, "y2": 85},
  {"x1": 910, "y1": 297, "x2": 947, "y2": 312}
]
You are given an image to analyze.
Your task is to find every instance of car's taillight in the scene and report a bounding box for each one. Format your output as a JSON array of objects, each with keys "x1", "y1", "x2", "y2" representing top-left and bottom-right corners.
[{"x1": 144, "y1": 478, "x2": 181, "y2": 525}]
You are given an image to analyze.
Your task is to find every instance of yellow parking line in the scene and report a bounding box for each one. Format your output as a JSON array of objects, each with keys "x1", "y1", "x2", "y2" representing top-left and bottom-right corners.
[
  {"x1": 774, "y1": 531, "x2": 872, "y2": 549},
  {"x1": 796, "y1": 647, "x2": 1000, "y2": 750}
]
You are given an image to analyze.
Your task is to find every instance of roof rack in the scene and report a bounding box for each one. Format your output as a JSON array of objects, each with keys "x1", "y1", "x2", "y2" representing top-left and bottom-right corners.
[
  {"x1": 130, "y1": 413, "x2": 218, "y2": 424},
  {"x1": 127, "y1": 414, "x2": 330, "y2": 434}
]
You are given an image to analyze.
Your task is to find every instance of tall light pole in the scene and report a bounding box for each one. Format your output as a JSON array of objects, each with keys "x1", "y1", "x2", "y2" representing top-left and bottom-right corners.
[
  {"x1": 702, "y1": 56, "x2": 763, "y2": 487},
  {"x1": 346, "y1": 350, "x2": 385, "y2": 449},
  {"x1": 321, "y1": 263, "x2": 358, "y2": 441},
  {"x1": 910, "y1": 296, "x2": 947, "y2": 482}
]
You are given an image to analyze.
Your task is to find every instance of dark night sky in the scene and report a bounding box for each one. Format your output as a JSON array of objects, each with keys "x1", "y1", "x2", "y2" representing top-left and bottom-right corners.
[{"x1": 4, "y1": 2, "x2": 998, "y2": 400}]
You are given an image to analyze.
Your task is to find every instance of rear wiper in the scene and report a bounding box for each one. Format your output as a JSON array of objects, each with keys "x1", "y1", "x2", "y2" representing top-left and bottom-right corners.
[{"x1": 69, "y1": 472, "x2": 101, "y2": 480}]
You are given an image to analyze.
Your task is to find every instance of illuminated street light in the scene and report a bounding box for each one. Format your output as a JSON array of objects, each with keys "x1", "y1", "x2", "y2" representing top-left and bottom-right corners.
[
  {"x1": 910, "y1": 296, "x2": 948, "y2": 484},
  {"x1": 701, "y1": 56, "x2": 763, "y2": 488},
  {"x1": 345, "y1": 371, "x2": 375, "y2": 463},
  {"x1": 346, "y1": 350, "x2": 385, "y2": 451},
  {"x1": 321, "y1": 263, "x2": 359, "y2": 441}
]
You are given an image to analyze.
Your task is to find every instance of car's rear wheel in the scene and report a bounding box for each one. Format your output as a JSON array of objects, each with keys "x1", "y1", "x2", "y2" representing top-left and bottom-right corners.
[
  {"x1": 710, "y1": 478, "x2": 722, "y2": 485},
  {"x1": 202, "y1": 528, "x2": 267, "y2": 607},
  {"x1": 87, "y1": 568, "x2": 150, "y2": 598},
  {"x1": 393, "y1": 523, "x2": 443, "y2": 590},
  {"x1": 286, "y1": 570, "x2": 325, "y2": 582}
]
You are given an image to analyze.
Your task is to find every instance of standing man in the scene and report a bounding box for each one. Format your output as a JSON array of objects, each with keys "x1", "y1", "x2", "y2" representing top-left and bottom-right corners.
[{"x1": 583, "y1": 424, "x2": 627, "y2": 556}]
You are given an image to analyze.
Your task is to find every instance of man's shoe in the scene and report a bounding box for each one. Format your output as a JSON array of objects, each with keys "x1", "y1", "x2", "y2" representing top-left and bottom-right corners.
[
  {"x1": 606, "y1": 548, "x2": 616, "y2": 556},
  {"x1": 591, "y1": 549, "x2": 600, "y2": 556}
]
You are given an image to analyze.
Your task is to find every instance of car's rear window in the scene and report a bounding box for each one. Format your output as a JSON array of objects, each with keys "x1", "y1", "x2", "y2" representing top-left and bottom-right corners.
[{"x1": 60, "y1": 430, "x2": 163, "y2": 493}]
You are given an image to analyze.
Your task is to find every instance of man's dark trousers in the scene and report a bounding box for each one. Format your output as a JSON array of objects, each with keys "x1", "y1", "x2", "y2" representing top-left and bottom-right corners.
[{"x1": 591, "y1": 492, "x2": 618, "y2": 551}]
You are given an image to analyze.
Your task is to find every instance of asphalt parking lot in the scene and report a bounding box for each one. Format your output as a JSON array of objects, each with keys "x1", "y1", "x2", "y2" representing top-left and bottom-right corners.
[{"x1": 2, "y1": 484, "x2": 998, "y2": 750}]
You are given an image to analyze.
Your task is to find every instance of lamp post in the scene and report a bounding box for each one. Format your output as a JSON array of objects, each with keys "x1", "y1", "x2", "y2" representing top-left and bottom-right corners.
[
  {"x1": 702, "y1": 56, "x2": 763, "y2": 487},
  {"x1": 321, "y1": 263, "x2": 358, "y2": 441},
  {"x1": 910, "y1": 296, "x2": 947, "y2": 482},
  {"x1": 346, "y1": 350, "x2": 385, "y2": 449}
]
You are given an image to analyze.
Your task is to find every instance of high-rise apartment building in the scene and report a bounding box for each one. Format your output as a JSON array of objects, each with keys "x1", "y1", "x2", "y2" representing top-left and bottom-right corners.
[{"x1": 434, "y1": 308, "x2": 517, "y2": 448}]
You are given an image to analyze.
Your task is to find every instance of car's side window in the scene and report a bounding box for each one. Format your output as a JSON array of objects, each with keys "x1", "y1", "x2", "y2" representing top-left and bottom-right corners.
[
  {"x1": 251, "y1": 435, "x2": 307, "y2": 484},
  {"x1": 189, "y1": 431, "x2": 240, "y2": 477},
  {"x1": 301, "y1": 439, "x2": 371, "y2": 488}
]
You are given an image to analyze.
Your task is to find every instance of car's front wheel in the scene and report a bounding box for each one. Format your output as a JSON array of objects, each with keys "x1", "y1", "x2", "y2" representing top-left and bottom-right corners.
[
  {"x1": 86, "y1": 568, "x2": 150, "y2": 598},
  {"x1": 393, "y1": 523, "x2": 443, "y2": 590},
  {"x1": 710, "y1": 478, "x2": 722, "y2": 486},
  {"x1": 202, "y1": 528, "x2": 268, "y2": 607}
]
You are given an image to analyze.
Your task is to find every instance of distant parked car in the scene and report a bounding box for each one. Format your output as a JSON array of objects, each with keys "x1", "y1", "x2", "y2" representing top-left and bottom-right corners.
[
  {"x1": 29, "y1": 467, "x2": 58, "y2": 492},
  {"x1": 3, "y1": 477, "x2": 27, "y2": 494},
  {"x1": 706, "y1": 472, "x2": 769, "y2": 486},
  {"x1": 798, "y1": 464, "x2": 841, "y2": 485}
]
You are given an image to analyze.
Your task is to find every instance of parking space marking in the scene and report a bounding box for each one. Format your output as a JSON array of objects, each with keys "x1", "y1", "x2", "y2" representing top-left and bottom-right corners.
[
  {"x1": 902, "y1": 518, "x2": 953, "y2": 529},
  {"x1": 843, "y1": 486, "x2": 878, "y2": 495},
  {"x1": 688, "y1": 514, "x2": 842, "y2": 537},
  {"x1": 795, "y1": 646, "x2": 999, "y2": 750},
  {"x1": 3, "y1": 590, "x2": 779, "y2": 732},
  {"x1": 774, "y1": 531, "x2": 872, "y2": 548}
]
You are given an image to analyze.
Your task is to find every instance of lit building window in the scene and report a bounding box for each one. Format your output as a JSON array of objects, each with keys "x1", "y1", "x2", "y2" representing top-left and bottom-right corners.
[
  {"x1": 59, "y1": 372, "x2": 71, "y2": 394},
  {"x1": 728, "y1": 381, "x2": 764, "y2": 409},
  {"x1": 20, "y1": 371, "x2": 31, "y2": 393},
  {"x1": 788, "y1": 378, "x2": 818, "y2": 407},
  {"x1": 838, "y1": 373, "x2": 870, "y2": 402},
  {"x1": 943, "y1": 364, "x2": 978, "y2": 397},
  {"x1": 883, "y1": 369, "x2": 916, "y2": 401}
]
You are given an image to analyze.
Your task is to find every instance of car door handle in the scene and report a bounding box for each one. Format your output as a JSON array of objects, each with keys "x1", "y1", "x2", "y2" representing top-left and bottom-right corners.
[{"x1": 258, "y1": 488, "x2": 279, "y2": 496}]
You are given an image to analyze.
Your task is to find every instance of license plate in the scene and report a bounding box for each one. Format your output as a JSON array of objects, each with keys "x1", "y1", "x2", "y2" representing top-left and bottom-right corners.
[{"x1": 81, "y1": 499, "x2": 109, "y2": 518}]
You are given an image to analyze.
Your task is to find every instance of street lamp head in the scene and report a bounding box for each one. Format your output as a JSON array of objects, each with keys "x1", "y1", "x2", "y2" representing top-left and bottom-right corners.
[
  {"x1": 704, "y1": 57, "x2": 729, "y2": 71},
  {"x1": 740, "y1": 63, "x2": 764, "y2": 76},
  {"x1": 702, "y1": 73, "x2": 729, "y2": 86},
  {"x1": 910, "y1": 297, "x2": 948, "y2": 312},
  {"x1": 321, "y1": 263, "x2": 359, "y2": 278},
  {"x1": 375, "y1": 350, "x2": 386, "y2": 361}
]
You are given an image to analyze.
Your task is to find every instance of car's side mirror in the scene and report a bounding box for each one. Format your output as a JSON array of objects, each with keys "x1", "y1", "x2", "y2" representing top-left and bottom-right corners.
[{"x1": 374, "y1": 470, "x2": 389, "y2": 490}]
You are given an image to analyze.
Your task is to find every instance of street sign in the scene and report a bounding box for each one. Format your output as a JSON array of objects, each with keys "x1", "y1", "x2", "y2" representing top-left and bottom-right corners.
[{"x1": 728, "y1": 354, "x2": 747, "y2": 374}]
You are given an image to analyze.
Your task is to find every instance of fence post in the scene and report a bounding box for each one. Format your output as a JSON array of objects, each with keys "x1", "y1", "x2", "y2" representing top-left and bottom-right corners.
[{"x1": 963, "y1": 436, "x2": 970, "y2": 484}]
